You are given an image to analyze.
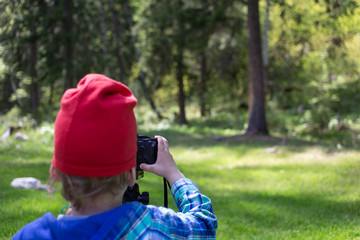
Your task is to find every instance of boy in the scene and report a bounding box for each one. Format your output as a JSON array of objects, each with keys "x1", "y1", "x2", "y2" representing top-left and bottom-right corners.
[{"x1": 12, "y1": 74, "x2": 217, "y2": 239}]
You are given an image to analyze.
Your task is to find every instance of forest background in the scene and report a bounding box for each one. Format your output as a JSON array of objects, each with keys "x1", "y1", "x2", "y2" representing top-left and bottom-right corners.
[
  {"x1": 1, "y1": 0, "x2": 360, "y2": 239},
  {"x1": 0, "y1": 0, "x2": 360, "y2": 146}
]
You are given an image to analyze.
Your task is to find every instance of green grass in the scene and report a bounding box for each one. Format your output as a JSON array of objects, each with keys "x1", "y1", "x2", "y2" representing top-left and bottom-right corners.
[{"x1": 1, "y1": 123, "x2": 360, "y2": 239}]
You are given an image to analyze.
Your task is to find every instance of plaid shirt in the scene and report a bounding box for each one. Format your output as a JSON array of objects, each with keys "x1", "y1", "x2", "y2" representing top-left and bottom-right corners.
[{"x1": 104, "y1": 178, "x2": 218, "y2": 239}]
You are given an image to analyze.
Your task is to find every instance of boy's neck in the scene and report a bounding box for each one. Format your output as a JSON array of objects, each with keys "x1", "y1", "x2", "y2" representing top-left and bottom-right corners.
[{"x1": 69, "y1": 193, "x2": 124, "y2": 216}]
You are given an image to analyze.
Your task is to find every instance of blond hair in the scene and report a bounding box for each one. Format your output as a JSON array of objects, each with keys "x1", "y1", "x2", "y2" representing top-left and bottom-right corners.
[{"x1": 50, "y1": 168, "x2": 128, "y2": 210}]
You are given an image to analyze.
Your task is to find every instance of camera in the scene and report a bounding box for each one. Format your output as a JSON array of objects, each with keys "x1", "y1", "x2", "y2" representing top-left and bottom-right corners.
[
  {"x1": 136, "y1": 135, "x2": 158, "y2": 179},
  {"x1": 123, "y1": 135, "x2": 157, "y2": 205}
]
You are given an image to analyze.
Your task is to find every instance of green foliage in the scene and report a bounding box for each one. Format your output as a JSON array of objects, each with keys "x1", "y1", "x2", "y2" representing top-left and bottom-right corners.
[
  {"x1": 134, "y1": 0, "x2": 246, "y2": 116},
  {"x1": 261, "y1": 0, "x2": 360, "y2": 138},
  {"x1": 0, "y1": 107, "x2": 36, "y2": 134},
  {"x1": 0, "y1": 0, "x2": 359, "y2": 136},
  {"x1": 0, "y1": 0, "x2": 136, "y2": 115}
]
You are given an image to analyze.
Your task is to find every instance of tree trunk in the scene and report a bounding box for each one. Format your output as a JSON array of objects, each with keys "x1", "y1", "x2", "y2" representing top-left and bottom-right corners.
[
  {"x1": 138, "y1": 71, "x2": 164, "y2": 120},
  {"x1": 111, "y1": 0, "x2": 125, "y2": 83},
  {"x1": 48, "y1": 81, "x2": 55, "y2": 105},
  {"x1": 245, "y1": 0, "x2": 268, "y2": 135},
  {"x1": 123, "y1": 0, "x2": 163, "y2": 120},
  {"x1": 30, "y1": 22, "x2": 39, "y2": 112},
  {"x1": 30, "y1": 40, "x2": 39, "y2": 111},
  {"x1": 98, "y1": 0, "x2": 109, "y2": 76},
  {"x1": 176, "y1": 50, "x2": 187, "y2": 125},
  {"x1": 200, "y1": 52, "x2": 208, "y2": 117},
  {"x1": 2, "y1": 75, "x2": 13, "y2": 110},
  {"x1": 9, "y1": 70, "x2": 21, "y2": 106},
  {"x1": 63, "y1": 0, "x2": 74, "y2": 91},
  {"x1": 262, "y1": 0, "x2": 270, "y2": 93}
]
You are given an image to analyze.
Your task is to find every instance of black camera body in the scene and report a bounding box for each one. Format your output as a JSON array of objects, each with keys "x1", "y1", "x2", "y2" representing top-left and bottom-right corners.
[
  {"x1": 136, "y1": 135, "x2": 158, "y2": 179},
  {"x1": 123, "y1": 136, "x2": 157, "y2": 205}
]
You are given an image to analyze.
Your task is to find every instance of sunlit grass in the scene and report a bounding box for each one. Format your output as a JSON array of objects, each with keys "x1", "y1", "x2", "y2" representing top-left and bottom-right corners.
[{"x1": 1, "y1": 123, "x2": 360, "y2": 239}]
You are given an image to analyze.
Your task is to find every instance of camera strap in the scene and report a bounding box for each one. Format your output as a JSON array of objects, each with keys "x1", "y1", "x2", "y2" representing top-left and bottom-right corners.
[{"x1": 163, "y1": 177, "x2": 170, "y2": 208}]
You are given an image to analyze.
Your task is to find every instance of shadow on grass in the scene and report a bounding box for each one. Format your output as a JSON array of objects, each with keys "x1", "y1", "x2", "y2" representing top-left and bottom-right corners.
[
  {"x1": 0, "y1": 161, "x2": 51, "y2": 180},
  {"x1": 202, "y1": 186, "x2": 360, "y2": 239},
  {"x1": 139, "y1": 127, "x2": 324, "y2": 151},
  {"x1": 140, "y1": 122, "x2": 360, "y2": 151}
]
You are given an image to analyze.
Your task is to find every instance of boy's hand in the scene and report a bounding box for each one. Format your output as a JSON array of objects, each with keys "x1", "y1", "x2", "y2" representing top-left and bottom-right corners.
[{"x1": 140, "y1": 136, "x2": 184, "y2": 186}]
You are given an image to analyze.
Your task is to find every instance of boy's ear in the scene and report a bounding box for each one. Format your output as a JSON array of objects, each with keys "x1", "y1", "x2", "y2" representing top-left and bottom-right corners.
[
  {"x1": 125, "y1": 167, "x2": 136, "y2": 187},
  {"x1": 49, "y1": 164, "x2": 61, "y2": 182}
]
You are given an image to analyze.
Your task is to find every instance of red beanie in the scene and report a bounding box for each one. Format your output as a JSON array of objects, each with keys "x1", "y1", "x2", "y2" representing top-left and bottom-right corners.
[{"x1": 52, "y1": 74, "x2": 138, "y2": 177}]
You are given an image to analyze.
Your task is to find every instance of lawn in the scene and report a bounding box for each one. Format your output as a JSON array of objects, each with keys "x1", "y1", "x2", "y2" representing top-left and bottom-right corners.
[{"x1": 1, "y1": 123, "x2": 360, "y2": 239}]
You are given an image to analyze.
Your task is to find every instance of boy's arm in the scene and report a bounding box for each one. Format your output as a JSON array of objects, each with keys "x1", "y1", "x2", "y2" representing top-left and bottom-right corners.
[
  {"x1": 121, "y1": 177, "x2": 217, "y2": 240},
  {"x1": 139, "y1": 136, "x2": 217, "y2": 239},
  {"x1": 170, "y1": 177, "x2": 218, "y2": 236}
]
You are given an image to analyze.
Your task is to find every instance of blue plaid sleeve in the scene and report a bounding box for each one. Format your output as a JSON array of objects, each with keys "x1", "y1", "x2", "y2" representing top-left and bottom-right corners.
[
  {"x1": 169, "y1": 178, "x2": 218, "y2": 238},
  {"x1": 105, "y1": 178, "x2": 217, "y2": 240},
  {"x1": 139, "y1": 178, "x2": 217, "y2": 239}
]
